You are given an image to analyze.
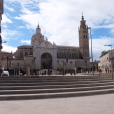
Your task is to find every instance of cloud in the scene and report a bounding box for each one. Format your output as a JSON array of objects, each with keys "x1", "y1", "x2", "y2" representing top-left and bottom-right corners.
[
  {"x1": 3, "y1": 0, "x2": 114, "y2": 61},
  {"x1": 21, "y1": 40, "x2": 30, "y2": 44},
  {"x1": 2, "y1": 14, "x2": 13, "y2": 24},
  {"x1": 2, "y1": 44, "x2": 17, "y2": 53},
  {"x1": 19, "y1": 26, "x2": 25, "y2": 29},
  {"x1": 111, "y1": 29, "x2": 114, "y2": 34},
  {"x1": 1, "y1": 29, "x2": 20, "y2": 41},
  {"x1": 14, "y1": 16, "x2": 22, "y2": 20},
  {"x1": 4, "y1": 4, "x2": 15, "y2": 12}
]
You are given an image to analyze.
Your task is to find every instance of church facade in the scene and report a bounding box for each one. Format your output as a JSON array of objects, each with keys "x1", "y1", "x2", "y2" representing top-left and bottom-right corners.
[{"x1": 13, "y1": 15, "x2": 90, "y2": 70}]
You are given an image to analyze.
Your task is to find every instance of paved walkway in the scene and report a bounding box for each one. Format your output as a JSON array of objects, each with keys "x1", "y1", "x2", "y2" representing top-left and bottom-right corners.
[{"x1": 0, "y1": 93, "x2": 114, "y2": 114}]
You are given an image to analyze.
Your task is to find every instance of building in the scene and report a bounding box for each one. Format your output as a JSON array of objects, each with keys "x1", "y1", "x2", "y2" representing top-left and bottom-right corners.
[
  {"x1": 0, "y1": 13, "x2": 90, "y2": 73},
  {"x1": 99, "y1": 50, "x2": 114, "y2": 71},
  {"x1": 90, "y1": 60, "x2": 100, "y2": 71},
  {"x1": 13, "y1": 15, "x2": 90, "y2": 70},
  {"x1": 0, "y1": 0, "x2": 3, "y2": 68}
]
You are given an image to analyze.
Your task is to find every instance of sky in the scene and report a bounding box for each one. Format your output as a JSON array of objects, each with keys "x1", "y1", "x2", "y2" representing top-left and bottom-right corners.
[{"x1": 1, "y1": 0, "x2": 114, "y2": 61}]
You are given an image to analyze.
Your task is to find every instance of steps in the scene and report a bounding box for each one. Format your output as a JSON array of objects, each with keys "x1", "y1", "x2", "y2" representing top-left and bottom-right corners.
[{"x1": 0, "y1": 75, "x2": 114, "y2": 100}]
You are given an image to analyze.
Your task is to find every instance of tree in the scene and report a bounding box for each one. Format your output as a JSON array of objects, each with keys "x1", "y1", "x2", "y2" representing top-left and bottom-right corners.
[{"x1": 101, "y1": 50, "x2": 107, "y2": 55}]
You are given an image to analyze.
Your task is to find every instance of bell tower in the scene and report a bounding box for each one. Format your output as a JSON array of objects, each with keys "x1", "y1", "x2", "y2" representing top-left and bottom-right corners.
[{"x1": 79, "y1": 14, "x2": 89, "y2": 58}]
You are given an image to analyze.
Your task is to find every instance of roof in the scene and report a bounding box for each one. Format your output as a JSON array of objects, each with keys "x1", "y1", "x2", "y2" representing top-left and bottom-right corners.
[
  {"x1": 17, "y1": 45, "x2": 33, "y2": 48},
  {"x1": 1, "y1": 51, "x2": 12, "y2": 54},
  {"x1": 99, "y1": 51, "x2": 108, "y2": 58},
  {"x1": 57, "y1": 45, "x2": 79, "y2": 49}
]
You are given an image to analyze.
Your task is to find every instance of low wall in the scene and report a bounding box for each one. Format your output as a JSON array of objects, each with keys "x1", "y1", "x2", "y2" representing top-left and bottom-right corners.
[{"x1": 101, "y1": 73, "x2": 114, "y2": 77}]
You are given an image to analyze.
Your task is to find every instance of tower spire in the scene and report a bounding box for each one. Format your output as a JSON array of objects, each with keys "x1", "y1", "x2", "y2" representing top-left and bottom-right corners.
[
  {"x1": 37, "y1": 22, "x2": 39, "y2": 29},
  {"x1": 81, "y1": 12, "x2": 84, "y2": 20}
]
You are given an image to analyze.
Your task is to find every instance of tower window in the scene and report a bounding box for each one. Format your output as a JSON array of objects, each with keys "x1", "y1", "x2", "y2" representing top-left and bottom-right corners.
[
  {"x1": 86, "y1": 35, "x2": 87, "y2": 38},
  {"x1": 84, "y1": 35, "x2": 85, "y2": 38}
]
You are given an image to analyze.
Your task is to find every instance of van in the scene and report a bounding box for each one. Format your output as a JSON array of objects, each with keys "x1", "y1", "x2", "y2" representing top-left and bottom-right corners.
[{"x1": 1, "y1": 71, "x2": 9, "y2": 76}]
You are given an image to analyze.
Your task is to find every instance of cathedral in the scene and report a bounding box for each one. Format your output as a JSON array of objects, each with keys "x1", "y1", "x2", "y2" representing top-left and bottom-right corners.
[
  {"x1": 14, "y1": 15, "x2": 90, "y2": 70},
  {"x1": 0, "y1": 13, "x2": 90, "y2": 71}
]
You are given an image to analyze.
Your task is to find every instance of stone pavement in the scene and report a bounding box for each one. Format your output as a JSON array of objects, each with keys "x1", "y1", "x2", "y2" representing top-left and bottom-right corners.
[{"x1": 0, "y1": 93, "x2": 114, "y2": 114}]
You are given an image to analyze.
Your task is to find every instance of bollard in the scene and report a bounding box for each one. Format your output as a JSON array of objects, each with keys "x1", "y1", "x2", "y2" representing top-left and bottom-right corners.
[
  {"x1": 48, "y1": 69, "x2": 50, "y2": 76},
  {"x1": 74, "y1": 70, "x2": 75, "y2": 75},
  {"x1": 88, "y1": 69, "x2": 89, "y2": 74}
]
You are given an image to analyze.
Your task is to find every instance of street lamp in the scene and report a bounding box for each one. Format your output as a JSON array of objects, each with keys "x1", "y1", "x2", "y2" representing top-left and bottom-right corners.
[
  {"x1": 104, "y1": 44, "x2": 112, "y2": 51},
  {"x1": 14, "y1": 57, "x2": 16, "y2": 76},
  {"x1": 88, "y1": 27, "x2": 94, "y2": 75}
]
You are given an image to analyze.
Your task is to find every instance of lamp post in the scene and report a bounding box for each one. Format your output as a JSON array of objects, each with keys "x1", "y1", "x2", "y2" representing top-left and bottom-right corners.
[
  {"x1": 88, "y1": 27, "x2": 94, "y2": 76},
  {"x1": 14, "y1": 57, "x2": 16, "y2": 76}
]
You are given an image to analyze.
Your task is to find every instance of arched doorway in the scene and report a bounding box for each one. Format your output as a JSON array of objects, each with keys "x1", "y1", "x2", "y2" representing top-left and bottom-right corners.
[{"x1": 41, "y1": 53, "x2": 52, "y2": 69}]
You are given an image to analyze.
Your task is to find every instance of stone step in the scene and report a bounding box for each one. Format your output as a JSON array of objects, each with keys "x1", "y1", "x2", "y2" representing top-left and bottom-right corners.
[
  {"x1": 0, "y1": 80, "x2": 114, "y2": 86},
  {"x1": 0, "y1": 79, "x2": 104, "y2": 83},
  {"x1": 0, "y1": 88, "x2": 114, "y2": 100},
  {"x1": 0, "y1": 76, "x2": 100, "y2": 79},
  {"x1": 0, "y1": 81, "x2": 114, "y2": 90},
  {"x1": 0, "y1": 85, "x2": 114, "y2": 95},
  {"x1": 0, "y1": 75, "x2": 114, "y2": 100}
]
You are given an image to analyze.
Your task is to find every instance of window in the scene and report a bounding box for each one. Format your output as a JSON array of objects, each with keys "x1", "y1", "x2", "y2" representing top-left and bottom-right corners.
[
  {"x1": 84, "y1": 35, "x2": 85, "y2": 38},
  {"x1": 86, "y1": 35, "x2": 87, "y2": 38},
  {"x1": 25, "y1": 52, "x2": 28, "y2": 56}
]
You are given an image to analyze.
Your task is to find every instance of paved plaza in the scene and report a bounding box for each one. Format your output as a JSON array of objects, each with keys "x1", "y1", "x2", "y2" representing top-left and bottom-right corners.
[{"x1": 0, "y1": 93, "x2": 114, "y2": 114}]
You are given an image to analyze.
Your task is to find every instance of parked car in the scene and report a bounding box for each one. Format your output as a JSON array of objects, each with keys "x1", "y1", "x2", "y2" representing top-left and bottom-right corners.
[{"x1": 1, "y1": 71, "x2": 9, "y2": 76}]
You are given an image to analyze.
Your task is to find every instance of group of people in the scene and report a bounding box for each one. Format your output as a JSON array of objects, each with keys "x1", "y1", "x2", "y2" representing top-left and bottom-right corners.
[{"x1": 42, "y1": 70, "x2": 52, "y2": 76}]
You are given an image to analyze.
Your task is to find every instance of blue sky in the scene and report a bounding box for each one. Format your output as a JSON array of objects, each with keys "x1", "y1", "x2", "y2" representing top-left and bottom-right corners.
[{"x1": 1, "y1": 0, "x2": 114, "y2": 61}]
